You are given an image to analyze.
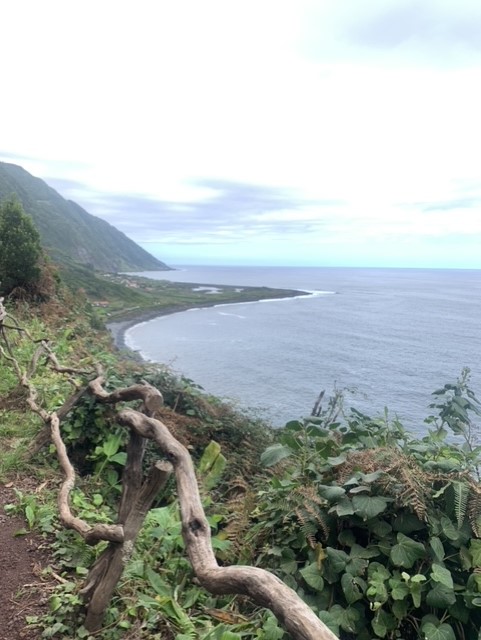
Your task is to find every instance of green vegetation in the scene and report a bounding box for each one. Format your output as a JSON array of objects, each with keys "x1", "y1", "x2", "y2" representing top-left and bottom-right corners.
[
  {"x1": 2, "y1": 288, "x2": 481, "y2": 639},
  {"x1": 1, "y1": 190, "x2": 480, "y2": 639},
  {"x1": 0, "y1": 161, "x2": 304, "y2": 316},
  {"x1": 0, "y1": 196, "x2": 42, "y2": 296}
]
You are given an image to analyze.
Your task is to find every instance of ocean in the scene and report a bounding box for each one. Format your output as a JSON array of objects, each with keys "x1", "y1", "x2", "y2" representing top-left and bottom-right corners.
[{"x1": 124, "y1": 266, "x2": 481, "y2": 434}]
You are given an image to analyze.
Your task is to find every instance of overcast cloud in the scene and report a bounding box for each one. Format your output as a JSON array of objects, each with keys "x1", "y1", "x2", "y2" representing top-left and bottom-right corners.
[{"x1": 1, "y1": 0, "x2": 481, "y2": 267}]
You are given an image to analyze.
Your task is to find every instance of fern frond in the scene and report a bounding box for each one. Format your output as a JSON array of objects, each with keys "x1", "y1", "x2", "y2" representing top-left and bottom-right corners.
[
  {"x1": 452, "y1": 480, "x2": 470, "y2": 529},
  {"x1": 468, "y1": 487, "x2": 481, "y2": 536}
]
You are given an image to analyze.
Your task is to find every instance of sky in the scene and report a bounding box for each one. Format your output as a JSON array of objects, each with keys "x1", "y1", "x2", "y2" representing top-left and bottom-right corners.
[{"x1": 1, "y1": 0, "x2": 481, "y2": 268}]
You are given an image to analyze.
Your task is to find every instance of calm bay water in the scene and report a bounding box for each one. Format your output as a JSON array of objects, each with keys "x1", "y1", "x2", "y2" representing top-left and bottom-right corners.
[{"x1": 125, "y1": 266, "x2": 481, "y2": 433}]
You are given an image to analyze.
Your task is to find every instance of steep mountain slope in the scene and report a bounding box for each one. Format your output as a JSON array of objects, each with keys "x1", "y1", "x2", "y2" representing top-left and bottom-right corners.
[{"x1": 0, "y1": 162, "x2": 170, "y2": 272}]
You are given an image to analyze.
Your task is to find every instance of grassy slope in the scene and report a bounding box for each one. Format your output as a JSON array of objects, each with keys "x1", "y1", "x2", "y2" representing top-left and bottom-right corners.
[{"x1": 0, "y1": 161, "x2": 170, "y2": 272}]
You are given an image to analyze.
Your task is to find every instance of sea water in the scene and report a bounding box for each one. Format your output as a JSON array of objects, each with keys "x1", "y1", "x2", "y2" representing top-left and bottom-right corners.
[{"x1": 124, "y1": 266, "x2": 481, "y2": 434}]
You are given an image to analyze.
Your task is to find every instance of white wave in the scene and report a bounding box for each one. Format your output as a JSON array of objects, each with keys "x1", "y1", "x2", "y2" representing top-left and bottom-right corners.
[{"x1": 218, "y1": 311, "x2": 247, "y2": 319}]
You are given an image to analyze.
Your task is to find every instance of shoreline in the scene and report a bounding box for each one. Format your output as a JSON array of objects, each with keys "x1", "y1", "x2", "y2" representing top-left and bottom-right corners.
[{"x1": 106, "y1": 290, "x2": 311, "y2": 354}]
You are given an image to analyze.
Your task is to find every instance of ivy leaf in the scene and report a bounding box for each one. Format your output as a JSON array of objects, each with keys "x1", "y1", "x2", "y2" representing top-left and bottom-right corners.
[
  {"x1": 371, "y1": 609, "x2": 397, "y2": 638},
  {"x1": 300, "y1": 562, "x2": 324, "y2": 592},
  {"x1": 328, "y1": 497, "x2": 354, "y2": 517},
  {"x1": 339, "y1": 606, "x2": 363, "y2": 633},
  {"x1": 317, "y1": 610, "x2": 340, "y2": 637},
  {"x1": 389, "y1": 578, "x2": 410, "y2": 601},
  {"x1": 350, "y1": 543, "x2": 380, "y2": 559},
  {"x1": 392, "y1": 599, "x2": 408, "y2": 620},
  {"x1": 422, "y1": 622, "x2": 456, "y2": 640},
  {"x1": 426, "y1": 583, "x2": 456, "y2": 608},
  {"x1": 341, "y1": 573, "x2": 366, "y2": 604},
  {"x1": 390, "y1": 533, "x2": 425, "y2": 568},
  {"x1": 369, "y1": 520, "x2": 393, "y2": 538},
  {"x1": 352, "y1": 495, "x2": 389, "y2": 520},
  {"x1": 392, "y1": 512, "x2": 425, "y2": 534},
  {"x1": 338, "y1": 530, "x2": 356, "y2": 546},
  {"x1": 326, "y1": 548, "x2": 350, "y2": 574},
  {"x1": 318, "y1": 485, "x2": 346, "y2": 501}
]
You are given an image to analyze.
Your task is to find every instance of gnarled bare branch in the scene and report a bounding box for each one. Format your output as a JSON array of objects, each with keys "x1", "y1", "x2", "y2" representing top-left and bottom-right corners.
[
  {"x1": 49, "y1": 413, "x2": 124, "y2": 544},
  {"x1": 117, "y1": 408, "x2": 337, "y2": 640}
]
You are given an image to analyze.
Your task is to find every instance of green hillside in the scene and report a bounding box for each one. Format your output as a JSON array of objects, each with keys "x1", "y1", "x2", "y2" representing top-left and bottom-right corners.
[{"x1": 0, "y1": 162, "x2": 170, "y2": 273}]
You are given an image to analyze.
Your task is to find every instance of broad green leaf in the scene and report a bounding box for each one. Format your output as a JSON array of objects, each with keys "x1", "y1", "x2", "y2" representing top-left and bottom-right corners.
[
  {"x1": 392, "y1": 599, "x2": 408, "y2": 620},
  {"x1": 410, "y1": 582, "x2": 423, "y2": 608},
  {"x1": 325, "y1": 548, "x2": 350, "y2": 573},
  {"x1": 318, "y1": 485, "x2": 346, "y2": 501},
  {"x1": 103, "y1": 434, "x2": 121, "y2": 458},
  {"x1": 25, "y1": 505, "x2": 35, "y2": 529},
  {"x1": 389, "y1": 579, "x2": 409, "y2": 601},
  {"x1": 50, "y1": 595, "x2": 62, "y2": 613},
  {"x1": 341, "y1": 573, "x2": 365, "y2": 604},
  {"x1": 198, "y1": 440, "x2": 221, "y2": 473},
  {"x1": 339, "y1": 606, "x2": 363, "y2": 633},
  {"x1": 346, "y1": 556, "x2": 369, "y2": 577},
  {"x1": 369, "y1": 520, "x2": 392, "y2": 538},
  {"x1": 367, "y1": 564, "x2": 390, "y2": 603},
  {"x1": 422, "y1": 622, "x2": 456, "y2": 640},
  {"x1": 431, "y1": 563, "x2": 453, "y2": 589},
  {"x1": 110, "y1": 451, "x2": 127, "y2": 465},
  {"x1": 350, "y1": 543, "x2": 380, "y2": 559},
  {"x1": 328, "y1": 497, "x2": 354, "y2": 517},
  {"x1": 260, "y1": 443, "x2": 292, "y2": 467},
  {"x1": 317, "y1": 610, "x2": 340, "y2": 636},
  {"x1": 430, "y1": 537, "x2": 445, "y2": 562},
  {"x1": 202, "y1": 451, "x2": 227, "y2": 489},
  {"x1": 284, "y1": 419, "x2": 304, "y2": 431},
  {"x1": 390, "y1": 533, "x2": 425, "y2": 568},
  {"x1": 368, "y1": 562, "x2": 391, "y2": 581},
  {"x1": 352, "y1": 495, "x2": 389, "y2": 520},
  {"x1": 371, "y1": 609, "x2": 397, "y2": 638},
  {"x1": 426, "y1": 582, "x2": 456, "y2": 608},
  {"x1": 392, "y1": 512, "x2": 425, "y2": 534},
  {"x1": 92, "y1": 493, "x2": 103, "y2": 507},
  {"x1": 300, "y1": 562, "x2": 324, "y2": 591},
  {"x1": 338, "y1": 530, "x2": 356, "y2": 546},
  {"x1": 440, "y1": 516, "x2": 460, "y2": 541},
  {"x1": 280, "y1": 558, "x2": 298, "y2": 575},
  {"x1": 261, "y1": 613, "x2": 284, "y2": 640},
  {"x1": 448, "y1": 599, "x2": 470, "y2": 623}
]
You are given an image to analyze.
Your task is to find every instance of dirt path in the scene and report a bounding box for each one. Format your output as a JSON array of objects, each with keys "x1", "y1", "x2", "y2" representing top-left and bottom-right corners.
[{"x1": 0, "y1": 483, "x2": 52, "y2": 640}]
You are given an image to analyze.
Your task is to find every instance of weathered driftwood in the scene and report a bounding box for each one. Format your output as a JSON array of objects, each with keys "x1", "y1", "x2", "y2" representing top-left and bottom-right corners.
[
  {"x1": 0, "y1": 302, "x2": 338, "y2": 639},
  {"x1": 86, "y1": 375, "x2": 338, "y2": 639},
  {"x1": 89, "y1": 374, "x2": 164, "y2": 415},
  {"x1": 82, "y1": 459, "x2": 172, "y2": 631},
  {"x1": 116, "y1": 408, "x2": 338, "y2": 640},
  {"x1": 49, "y1": 412, "x2": 125, "y2": 544}
]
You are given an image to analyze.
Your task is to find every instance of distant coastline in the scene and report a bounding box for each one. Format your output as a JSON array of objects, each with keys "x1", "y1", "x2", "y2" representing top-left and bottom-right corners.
[{"x1": 107, "y1": 289, "x2": 309, "y2": 356}]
